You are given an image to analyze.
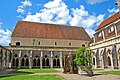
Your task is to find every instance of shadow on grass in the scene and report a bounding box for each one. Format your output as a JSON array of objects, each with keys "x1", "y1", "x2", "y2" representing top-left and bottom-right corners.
[
  {"x1": 11, "y1": 70, "x2": 33, "y2": 74},
  {"x1": 79, "y1": 73, "x2": 106, "y2": 77}
]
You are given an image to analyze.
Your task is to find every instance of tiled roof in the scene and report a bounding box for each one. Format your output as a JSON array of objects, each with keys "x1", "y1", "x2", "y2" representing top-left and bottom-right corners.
[
  {"x1": 12, "y1": 21, "x2": 91, "y2": 41},
  {"x1": 96, "y1": 12, "x2": 120, "y2": 31}
]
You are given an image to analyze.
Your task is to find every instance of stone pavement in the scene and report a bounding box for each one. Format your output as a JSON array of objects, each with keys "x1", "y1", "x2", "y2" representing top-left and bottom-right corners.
[{"x1": 0, "y1": 68, "x2": 120, "y2": 80}]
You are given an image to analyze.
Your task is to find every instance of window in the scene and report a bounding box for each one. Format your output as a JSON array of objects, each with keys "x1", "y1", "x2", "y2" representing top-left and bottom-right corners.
[
  {"x1": 108, "y1": 26, "x2": 114, "y2": 33},
  {"x1": 55, "y1": 42, "x2": 57, "y2": 45},
  {"x1": 33, "y1": 39, "x2": 35, "y2": 45},
  {"x1": 38, "y1": 41, "x2": 40, "y2": 45},
  {"x1": 16, "y1": 42, "x2": 20, "y2": 46},
  {"x1": 69, "y1": 43, "x2": 71, "y2": 46}
]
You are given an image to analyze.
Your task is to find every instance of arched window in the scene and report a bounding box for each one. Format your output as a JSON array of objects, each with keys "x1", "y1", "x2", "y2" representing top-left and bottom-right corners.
[
  {"x1": 69, "y1": 43, "x2": 71, "y2": 46},
  {"x1": 55, "y1": 42, "x2": 57, "y2": 45},
  {"x1": 38, "y1": 42, "x2": 40, "y2": 45},
  {"x1": 16, "y1": 42, "x2": 20, "y2": 46}
]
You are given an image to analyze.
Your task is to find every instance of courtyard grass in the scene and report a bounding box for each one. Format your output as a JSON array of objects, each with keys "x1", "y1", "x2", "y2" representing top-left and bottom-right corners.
[
  {"x1": 101, "y1": 70, "x2": 120, "y2": 75},
  {"x1": 13, "y1": 69, "x2": 59, "y2": 73},
  {"x1": 93, "y1": 68, "x2": 104, "y2": 71},
  {"x1": 0, "y1": 75, "x2": 64, "y2": 80}
]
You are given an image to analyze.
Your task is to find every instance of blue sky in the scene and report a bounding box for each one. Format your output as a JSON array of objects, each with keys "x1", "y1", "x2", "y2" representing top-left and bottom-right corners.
[{"x1": 0, "y1": 0, "x2": 119, "y2": 46}]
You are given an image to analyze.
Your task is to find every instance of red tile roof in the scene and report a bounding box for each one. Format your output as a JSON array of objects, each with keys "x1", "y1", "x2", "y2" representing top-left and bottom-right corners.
[
  {"x1": 12, "y1": 21, "x2": 91, "y2": 41},
  {"x1": 96, "y1": 12, "x2": 120, "y2": 31}
]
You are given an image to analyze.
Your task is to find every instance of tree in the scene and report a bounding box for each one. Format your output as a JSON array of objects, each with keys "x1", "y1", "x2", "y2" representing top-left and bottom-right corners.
[{"x1": 74, "y1": 47, "x2": 94, "y2": 76}]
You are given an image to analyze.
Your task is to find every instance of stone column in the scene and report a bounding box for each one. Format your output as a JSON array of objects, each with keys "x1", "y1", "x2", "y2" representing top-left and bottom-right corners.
[
  {"x1": 60, "y1": 51, "x2": 63, "y2": 68},
  {"x1": 18, "y1": 50, "x2": 21, "y2": 69},
  {"x1": 102, "y1": 30, "x2": 105, "y2": 41},
  {"x1": 114, "y1": 24, "x2": 118, "y2": 36},
  {"x1": 40, "y1": 51, "x2": 43, "y2": 68},
  {"x1": 29, "y1": 51, "x2": 32, "y2": 68},
  {"x1": 50, "y1": 51, "x2": 53, "y2": 68},
  {"x1": 3, "y1": 50, "x2": 5, "y2": 68}
]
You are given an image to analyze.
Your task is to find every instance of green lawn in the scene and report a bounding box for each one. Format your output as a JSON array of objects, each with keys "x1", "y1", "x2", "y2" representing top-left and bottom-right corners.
[
  {"x1": 13, "y1": 69, "x2": 59, "y2": 73},
  {"x1": 101, "y1": 71, "x2": 120, "y2": 75},
  {"x1": 93, "y1": 68, "x2": 104, "y2": 71},
  {"x1": 0, "y1": 75, "x2": 63, "y2": 80}
]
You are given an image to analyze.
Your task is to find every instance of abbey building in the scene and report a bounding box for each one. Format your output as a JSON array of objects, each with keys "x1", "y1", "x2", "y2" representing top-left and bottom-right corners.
[{"x1": 7, "y1": 21, "x2": 91, "y2": 69}]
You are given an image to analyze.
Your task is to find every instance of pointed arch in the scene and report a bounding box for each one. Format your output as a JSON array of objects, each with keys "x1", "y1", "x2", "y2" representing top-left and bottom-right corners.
[
  {"x1": 33, "y1": 59, "x2": 36, "y2": 66},
  {"x1": 16, "y1": 58, "x2": 19, "y2": 67},
  {"x1": 46, "y1": 58, "x2": 49, "y2": 66},
  {"x1": 37, "y1": 58, "x2": 40, "y2": 66},
  {"x1": 12, "y1": 58, "x2": 15, "y2": 66},
  {"x1": 21, "y1": 58, "x2": 25, "y2": 66},
  {"x1": 26, "y1": 58, "x2": 29, "y2": 66},
  {"x1": 57, "y1": 59, "x2": 60, "y2": 67}
]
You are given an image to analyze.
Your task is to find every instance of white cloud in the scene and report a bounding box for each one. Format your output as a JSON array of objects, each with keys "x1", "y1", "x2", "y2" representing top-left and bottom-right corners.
[
  {"x1": 70, "y1": 5, "x2": 105, "y2": 37},
  {"x1": 23, "y1": 0, "x2": 105, "y2": 37},
  {"x1": 0, "y1": 23, "x2": 12, "y2": 46},
  {"x1": 86, "y1": 0, "x2": 107, "y2": 4},
  {"x1": 23, "y1": 0, "x2": 71, "y2": 25},
  {"x1": 17, "y1": 0, "x2": 32, "y2": 14},
  {"x1": 108, "y1": 8, "x2": 119, "y2": 13},
  {"x1": 21, "y1": 0, "x2": 32, "y2": 7}
]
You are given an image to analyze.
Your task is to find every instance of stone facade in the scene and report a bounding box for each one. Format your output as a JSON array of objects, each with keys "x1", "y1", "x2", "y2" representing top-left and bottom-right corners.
[
  {"x1": 90, "y1": 12, "x2": 120, "y2": 69},
  {"x1": 8, "y1": 21, "x2": 91, "y2": 69},
  {"x1": 0, "y1": 45, "x2": 12, "y2": 70}
]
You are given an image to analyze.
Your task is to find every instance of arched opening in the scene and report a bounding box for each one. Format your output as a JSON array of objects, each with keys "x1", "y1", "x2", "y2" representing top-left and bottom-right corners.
[
  {"x1": 38, "y1": 42, "x2": 40, "y2": 45},
  {"x1": 57, "y1": 59, "x2": 60, "y2": 67},
  {"x1": 16, "y1": 58, "x2": 19, "y2": 66},
  {"x1": 37, "y1": 58, "x2": 40, "y2": 66},
  {"x1": 21, "y1": 58, "x2": 25, "y2": 66},
  {"x1": 53, "y1": 55, "x2": 60, "y2": 68},
  {"x1": 16, "y1": 42, "x2": 20, "y2": 46},
  {"x1": 26, "y1": 58, "x2": 29, "y2": 66},
  {"x1": 42, "y1": 58, "x2": 45, "y2": 66},
  {"x1": 46, "y1": 58, "x2": 49, "y2": 66},
  {"x1": 42, "y1": 55, "x2": 49, "y2": 68},
  {"x1": 12, "y1": 58, "x2": 15, "y2": 66},
  {"x1": 33, "y1": 59, "x2": 36, "y2": 66},
  {"x1": 108, "y1": 56, "x2": 111, "y2": 66},
  {"x1": 93, "y1": 57, "x2": 95, "y2": 65},
  {"x1": 53, "y1": 59, "x2": 56, "y2": 67}
]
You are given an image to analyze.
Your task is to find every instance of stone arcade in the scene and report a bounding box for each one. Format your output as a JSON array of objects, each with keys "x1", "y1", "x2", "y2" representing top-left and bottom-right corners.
[
  {"x1": 90, "y1": 12, "x2": 120, "y2": 69},
  {"x1": 8, "y1": 21, "x2": 91, "y2": 69}
]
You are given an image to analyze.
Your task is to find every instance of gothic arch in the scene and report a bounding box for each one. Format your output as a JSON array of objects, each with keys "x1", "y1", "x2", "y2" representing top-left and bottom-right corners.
[
  {"x1": 42, "y1": 55, "x2": 49, "y2": 68},
  {"x1": 12, "y1": 54, "x2": 19, "y2": 67},
  {"x1": 21, "y1": 54, "x2": 29, "y2": 67},
  {"x1": 53, "y1": 55, "x2": 60, "y2": 68},
  {"x1": 33, "y1": 55, "x2": 40, "y2": 67}
]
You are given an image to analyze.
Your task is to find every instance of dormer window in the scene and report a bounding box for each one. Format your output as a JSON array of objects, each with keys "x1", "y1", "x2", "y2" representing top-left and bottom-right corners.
[{"x1": 108, "y1": 26, "x2": 114, "y2": 33}]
